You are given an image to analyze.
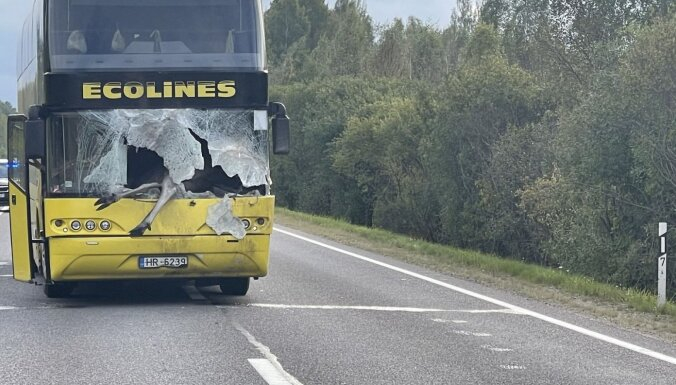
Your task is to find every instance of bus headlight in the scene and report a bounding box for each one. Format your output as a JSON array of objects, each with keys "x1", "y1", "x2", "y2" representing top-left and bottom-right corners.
[
  {"x1": 242, "y1": 219, "x2": 251, "y2": 230},
  {"x1": 71, "y1": 220, "x2": 82, "y2": 231},
  {"x1": 100, "y1": 220, "x2": 111, "y2": 231},
  {"x1": 85, "y1": 220, "x2": 96, "y2": 231}
]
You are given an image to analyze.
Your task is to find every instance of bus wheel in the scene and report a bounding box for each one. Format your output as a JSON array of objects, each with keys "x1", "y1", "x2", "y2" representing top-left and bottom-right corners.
[
  {"x1": 219, "y1": 278, "x2": 250, "y2": 296},
  {"x1": 43, "y1": 282, "x2": 76, "y2": 298}
]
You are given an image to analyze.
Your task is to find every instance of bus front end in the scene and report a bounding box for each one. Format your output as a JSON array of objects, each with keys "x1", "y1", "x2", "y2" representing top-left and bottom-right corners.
[{"x1": 9, "y1": 0, "x2": 289, "y2": 297}]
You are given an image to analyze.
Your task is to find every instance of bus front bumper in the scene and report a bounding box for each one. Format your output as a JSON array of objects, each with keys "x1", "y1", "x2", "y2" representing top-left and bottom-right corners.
[{"x1": 48, "y1": 235, "x2": 270, "y2": 282}]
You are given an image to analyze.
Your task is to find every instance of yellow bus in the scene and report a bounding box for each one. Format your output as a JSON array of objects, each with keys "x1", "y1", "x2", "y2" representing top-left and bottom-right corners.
[{"x1": 7, "y1": 0, "x2": 289, "y2": 298}]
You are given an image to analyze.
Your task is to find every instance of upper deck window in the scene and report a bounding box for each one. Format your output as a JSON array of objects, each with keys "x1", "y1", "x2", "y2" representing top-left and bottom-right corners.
[{"x1": 48, "y1": 0, "x2": 265, "y2": 72}]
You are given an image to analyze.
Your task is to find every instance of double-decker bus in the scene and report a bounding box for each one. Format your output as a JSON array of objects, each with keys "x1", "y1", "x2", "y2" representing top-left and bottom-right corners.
[{"x1": 7, "y1": 0, "x2": 289, "y2": 298}]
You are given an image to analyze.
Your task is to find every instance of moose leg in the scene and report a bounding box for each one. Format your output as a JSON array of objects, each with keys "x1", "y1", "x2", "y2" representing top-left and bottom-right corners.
[
  {"x1": 95, "y1": 182, "x2": 163, "y2": 211},
  {"x1": 130, "y1": 175, "x2": 179, "y2": 237}
]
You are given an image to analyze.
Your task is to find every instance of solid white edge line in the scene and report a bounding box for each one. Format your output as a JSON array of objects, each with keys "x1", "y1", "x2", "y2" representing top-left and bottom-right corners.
[
  {"x1": 234, "y1": 322, "x2": 304, "y2": 385},
  {"x1": 249, "y1": 359, "x2": 294, "y2": 385},
  {"x1": 275, "y1": 228, "x2": 676, "y2": 365}
]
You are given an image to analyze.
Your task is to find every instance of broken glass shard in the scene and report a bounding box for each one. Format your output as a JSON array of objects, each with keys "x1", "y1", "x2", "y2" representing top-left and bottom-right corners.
[{"x1": 206, "y1": 198, "x2": 247, "y2": 239}]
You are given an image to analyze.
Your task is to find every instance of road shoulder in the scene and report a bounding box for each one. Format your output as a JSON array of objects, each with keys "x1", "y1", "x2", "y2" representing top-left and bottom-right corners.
[{"x1": 275, "y1": 209, "x2": 676, "y2": 344}]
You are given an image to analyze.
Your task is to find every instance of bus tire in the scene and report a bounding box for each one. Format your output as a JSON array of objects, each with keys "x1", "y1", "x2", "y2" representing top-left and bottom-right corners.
[
  {"x1": 219, "y1": 278, "x2": 250, "y2": 296},
  {"x1": 43, "y1": 282, "x2": 76, "y2": 298}
]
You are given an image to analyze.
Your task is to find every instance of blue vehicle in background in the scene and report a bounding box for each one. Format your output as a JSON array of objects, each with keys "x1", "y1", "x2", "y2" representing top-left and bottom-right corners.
[{"x1": 0, "y1": 159, "x2": 8, "y2": 207}]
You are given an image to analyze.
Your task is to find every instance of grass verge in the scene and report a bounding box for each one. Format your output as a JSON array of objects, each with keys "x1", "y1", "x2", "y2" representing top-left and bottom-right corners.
[{"x1": 275, "y1": 208, "x2": 676, "y2": 340}]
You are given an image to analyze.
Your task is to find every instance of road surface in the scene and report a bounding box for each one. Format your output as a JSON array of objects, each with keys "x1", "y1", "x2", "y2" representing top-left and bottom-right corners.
[{"x1": 0, "y1": 211, "x2": 674, "y2": 384}]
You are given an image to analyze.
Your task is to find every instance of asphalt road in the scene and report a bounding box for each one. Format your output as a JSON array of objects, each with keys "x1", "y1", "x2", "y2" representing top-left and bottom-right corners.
[{"x1": 0, "y1": 211, "x2": 675, "y2": 384}]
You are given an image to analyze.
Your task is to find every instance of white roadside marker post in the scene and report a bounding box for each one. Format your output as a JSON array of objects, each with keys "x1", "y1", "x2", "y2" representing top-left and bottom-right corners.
[{"x1": 658, "y1": 223, "x2": 667, "y2": 308}]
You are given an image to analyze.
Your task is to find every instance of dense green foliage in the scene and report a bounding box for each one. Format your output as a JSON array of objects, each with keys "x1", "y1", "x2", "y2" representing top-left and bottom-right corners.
[{"x1": 267, "y1": 0, "x2": 676, "y2": 297}]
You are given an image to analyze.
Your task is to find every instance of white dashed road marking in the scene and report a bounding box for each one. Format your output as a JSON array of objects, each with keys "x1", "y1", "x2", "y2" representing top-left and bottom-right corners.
[
  {"x1": 451, "y1": 330, "x2": 492, "y2": 337},
  {"x1": 482, "y1": 345, "x2": 514, "y2": 352},
  {"x1": 276, "y1": 228, "x2": 676, "y2": 365},
  {"x1": 432, "y1": 318, "x2": 468, "y2": 324},
  {"x1": 249, "y1": 359, "x2": 295, "y2": 385},
  {"x1": 235, "y1": 322, "x2": 304, "y2": 385},
  {"x1": 500, "y1": 365, "x2": 526, "y2": 370}
]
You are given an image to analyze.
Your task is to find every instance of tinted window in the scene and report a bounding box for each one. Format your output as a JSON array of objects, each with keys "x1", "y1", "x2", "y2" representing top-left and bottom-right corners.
[{"x1": 49, "y1": 0, "x2": 264, "y2": 71}]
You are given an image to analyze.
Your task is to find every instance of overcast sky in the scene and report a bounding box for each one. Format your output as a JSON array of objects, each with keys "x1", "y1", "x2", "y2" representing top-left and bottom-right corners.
[{"x1": 0, "y1": 0, "x2": 458, "y2": 106}]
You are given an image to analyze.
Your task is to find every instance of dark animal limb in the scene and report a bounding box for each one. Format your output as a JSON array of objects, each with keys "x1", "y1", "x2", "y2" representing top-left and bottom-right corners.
[
  {"x1": 95, "y1": 182, "x2": 163, "y2": 211},
  {"x1": 129, "y1": 174, "x2": 179, "y2": 237}
]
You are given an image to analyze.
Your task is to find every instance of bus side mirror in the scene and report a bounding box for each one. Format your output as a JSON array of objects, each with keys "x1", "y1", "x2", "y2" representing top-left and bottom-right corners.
[
  {"x1": 272, "y1": 115, "x2": 290, "y2": 155},
  {"x1": 269, "y1": 102, "x2": 290, "y2": 155},
  {"x1": 25, "y1": 105, "x2": 46, "y2": 159}
]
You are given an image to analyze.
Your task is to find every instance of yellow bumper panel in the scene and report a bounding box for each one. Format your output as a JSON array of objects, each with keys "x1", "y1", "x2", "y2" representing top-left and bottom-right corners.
[
  {"x1": 44, "y1": 196, "x2": 275, "y2": 237},
  {"x1": 49, "y1": 235, "x2": 270, "y2": 282}
]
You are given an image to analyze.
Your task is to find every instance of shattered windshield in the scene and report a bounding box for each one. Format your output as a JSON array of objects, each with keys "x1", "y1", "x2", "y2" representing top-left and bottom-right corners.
[
  {"x1": 48, "y1": 109, "x2": 270, "y2": 198},
  {"x1": 48, "y1": 0, "x2": 265, "y2": 71}
]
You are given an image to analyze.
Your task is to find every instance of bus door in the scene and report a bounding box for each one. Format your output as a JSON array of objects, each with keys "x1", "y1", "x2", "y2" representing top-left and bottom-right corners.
[{"x1": 7, "y1": 115, "x2": 33, "y2": 282}]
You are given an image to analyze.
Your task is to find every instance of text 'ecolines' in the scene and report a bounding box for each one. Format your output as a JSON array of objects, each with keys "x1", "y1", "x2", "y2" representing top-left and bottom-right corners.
[{"x1": 82, "y1": 81, "x2": 237, "y2": 100}]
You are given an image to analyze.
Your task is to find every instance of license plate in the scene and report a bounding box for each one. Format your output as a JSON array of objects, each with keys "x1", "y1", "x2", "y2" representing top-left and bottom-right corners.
[{"x1": 139, "y1": 256, "x2": 188, "y2": 269}]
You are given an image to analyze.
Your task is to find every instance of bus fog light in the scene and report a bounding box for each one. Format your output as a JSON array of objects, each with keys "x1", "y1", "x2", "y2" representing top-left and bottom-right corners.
[
  {"x1": 256, "y1": 218, "x2": 265, "y2": 226},
  {"x1": 55, "y1": 220, "x2": 64, "y2": 227},
  {"x1": 71, "y1": 220, "x2": 82, "y2": 231},
  {"x1": 85, "y1": 220, "x2": 96, "y2": 231},
  {"x1": 242, "y1": 219, "x2": 251, "y2": 229},
  {"x1": 100, "y1": 220, "x2": 111, "y2": 231}
]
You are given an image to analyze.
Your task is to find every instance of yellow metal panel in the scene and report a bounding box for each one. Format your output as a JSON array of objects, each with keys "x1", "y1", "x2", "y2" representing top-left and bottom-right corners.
[
  {"x1": 49, "y1": 234, "x2": 270, "y2": 281},
  {"x1": 44, "y1": 196, "x2": 275, "y2": 237},
  {"x1": 9, "y1": 181, "x2": 32, "y2": 282}
]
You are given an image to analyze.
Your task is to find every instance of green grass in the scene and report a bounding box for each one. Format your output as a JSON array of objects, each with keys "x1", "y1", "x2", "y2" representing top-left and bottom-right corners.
[{"x1": 275, "y1": 208, "x2": 676, "y2": 319}]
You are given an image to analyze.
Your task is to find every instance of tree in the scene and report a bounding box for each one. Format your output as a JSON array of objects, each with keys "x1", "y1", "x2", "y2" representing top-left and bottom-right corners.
[
  {"x1": 373, "y1": 19, "x2": 409, "y2": 78},
  {"x1": 302, "y1": 0, "x2": 330, "y2": 50},
  {"x1": 332, "y1": 96, "x2": 440, "y2": 236},
  {"x1": 405, "y1": 19, "x2": 446, "y2": 83},
  {"x1": 269, "y1": 78, "x2": 411, "y2": 223},
  {"x1": 429, "y1": 25, "x2": 546, "y2": 248},
  {"x1": 311, "y1": 0, "x2": 374, "y2": 77},
  {"x1": 520, "y1": 13, "x2": 676, "y2": 291},
  {"x1": 265, "y1": 0, "x2": 310, "y2": 65},
  {"x1": 477, "y1": 116, "x2": 556, "y2": 262},
  {"x1": 441, "y1": 0, "x2": 478, "y2": 74}
]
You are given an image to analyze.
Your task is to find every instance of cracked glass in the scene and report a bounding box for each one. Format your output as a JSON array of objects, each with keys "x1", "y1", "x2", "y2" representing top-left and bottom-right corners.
[{"x1": 48, "y1": 109, "x2": 270, "y2": 198}]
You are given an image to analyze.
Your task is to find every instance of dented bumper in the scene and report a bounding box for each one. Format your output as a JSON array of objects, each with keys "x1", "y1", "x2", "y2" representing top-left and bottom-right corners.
[
  {"x1": 43, "y1": 196, "x2": 275, "y2": 282},
  {"x1": 48, "y1": 234, "x2": 270, "y2": 282}
]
